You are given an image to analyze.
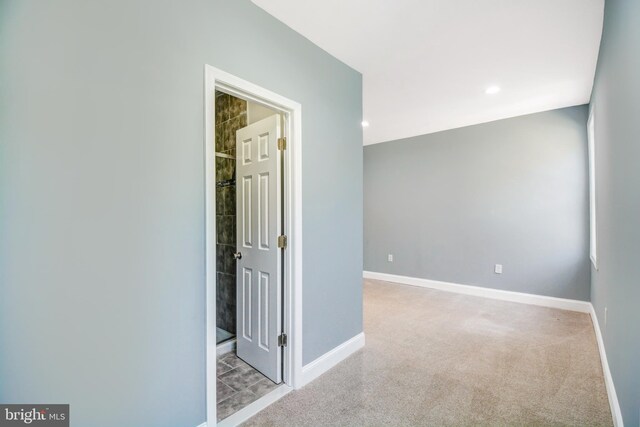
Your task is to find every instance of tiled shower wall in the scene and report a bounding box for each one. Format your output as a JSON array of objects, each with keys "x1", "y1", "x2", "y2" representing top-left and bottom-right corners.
[{"x1": 215, "y1": 91, "x2": 247, "y2": 335}]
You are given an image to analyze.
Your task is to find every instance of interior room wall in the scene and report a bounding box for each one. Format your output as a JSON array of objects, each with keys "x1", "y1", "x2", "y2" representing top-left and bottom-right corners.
[
  {"x1": 364, "y1": 106, "x2": 591, "y2": 300},
  {"x1": 0, "y1": 1, "x2": 363, "y2": 426},
  {"x1": 589, "y1": 0, "x2": 640, "y2": 424}
]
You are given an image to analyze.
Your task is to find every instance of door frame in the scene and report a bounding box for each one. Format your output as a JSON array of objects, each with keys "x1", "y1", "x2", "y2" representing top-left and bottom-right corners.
[{"x1": 204, "y1": 65, "x2": 303, "y2": 424}]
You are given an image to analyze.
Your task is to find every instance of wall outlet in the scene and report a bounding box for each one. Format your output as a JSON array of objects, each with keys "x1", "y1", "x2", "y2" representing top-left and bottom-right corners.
[
  {"x1": 604, "y1": 307, "x2": 608, "y2": 327},
  {"x1": 387, "y1": 254, "x2": 393, "y2": 262},
  {"x1": 494, "y1": 264, "x2": 503, "y2": 274}
]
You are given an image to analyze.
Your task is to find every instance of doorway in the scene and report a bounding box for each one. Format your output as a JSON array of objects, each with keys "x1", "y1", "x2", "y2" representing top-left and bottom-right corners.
[
  {"x1": 204, "y1": 65, "x2": 303, "y2": 425},
  {"x1": 213, "y1": 92, "x2": 279, "y2": 350},
  {"x1": 214, "y1": 90, "x2": 281, "y2": 420}
]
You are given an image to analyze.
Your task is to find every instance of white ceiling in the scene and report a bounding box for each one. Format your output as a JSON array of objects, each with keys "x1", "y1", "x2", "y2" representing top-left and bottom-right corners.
[{"x1": 252, "y1": 0, "x2": 604, "y2": 145}]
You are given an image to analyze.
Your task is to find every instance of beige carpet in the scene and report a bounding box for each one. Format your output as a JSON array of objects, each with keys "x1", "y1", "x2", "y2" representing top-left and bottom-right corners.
[{"x1": 244, "y1": 279, "x2": 612, "y2": 426}]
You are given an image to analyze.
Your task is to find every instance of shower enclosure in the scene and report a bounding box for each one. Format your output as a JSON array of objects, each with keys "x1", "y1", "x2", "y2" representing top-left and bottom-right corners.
[{"x1": 215, "y1": 90, "x2": 246, "y2": 344}]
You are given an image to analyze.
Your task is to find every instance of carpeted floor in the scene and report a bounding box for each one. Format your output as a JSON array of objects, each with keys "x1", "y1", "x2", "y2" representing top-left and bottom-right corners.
[{"x1": 244, "y1": 279, "x2": 613, "y2": 426}]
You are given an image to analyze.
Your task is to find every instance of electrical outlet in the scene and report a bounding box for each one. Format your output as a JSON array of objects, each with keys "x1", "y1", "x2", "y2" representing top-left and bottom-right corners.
[
  {"x1": 388, "y1": 254, "x2": 393, "y2": 262},
  {"x1": 494, "y1": 264, "x2": 503, "y2": 274},
  {"x1": 604, "y1": 307, "x2": 608, "y2": 327}
]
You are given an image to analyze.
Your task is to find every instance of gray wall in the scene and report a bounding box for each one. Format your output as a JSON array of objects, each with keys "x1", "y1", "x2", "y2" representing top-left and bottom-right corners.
[
  {"x1": 589, "y1": 0, "x2": 640, "y2": 424},
  {"x1": 0, "y1": 1, "x2": 363, "y2": 426},
  {"x1": 364, "y1": 106, "x2": 590, "y2": 300}
]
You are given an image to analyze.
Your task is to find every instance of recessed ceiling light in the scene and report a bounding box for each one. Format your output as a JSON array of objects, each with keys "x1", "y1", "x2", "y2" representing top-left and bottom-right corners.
[
  {"x1": 485, "y1": 86, "x2": 501, "y2": 95},
  {"x1": 361, "y1": 120, "x2": 370, "y2": 127}
]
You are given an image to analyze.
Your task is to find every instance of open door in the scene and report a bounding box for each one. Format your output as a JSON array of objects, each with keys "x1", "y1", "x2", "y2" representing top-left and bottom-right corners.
[{"x1": 235, "y1": 114, "x2": 283, "y2": 383}]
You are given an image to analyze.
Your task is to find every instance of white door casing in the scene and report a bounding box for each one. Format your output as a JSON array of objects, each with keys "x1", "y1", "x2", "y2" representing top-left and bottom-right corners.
[
  {"x1": 236, "y1": 114, "x2": 282, "y2": 383},
  {"x1": 205, "y1": 64, "x2": 303, "y2": 425}
]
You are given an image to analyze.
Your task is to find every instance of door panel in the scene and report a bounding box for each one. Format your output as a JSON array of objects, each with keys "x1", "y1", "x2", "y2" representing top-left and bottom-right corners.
[
  {"x1": 241, "y1": 267, "x2": 252, "y2": 340},
  {"x1": 235, "y1": 114, "x2": 281, "y2": 383}
]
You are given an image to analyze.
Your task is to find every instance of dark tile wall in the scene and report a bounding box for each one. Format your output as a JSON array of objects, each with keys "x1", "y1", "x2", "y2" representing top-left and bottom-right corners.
[{"x1": 215, "y1": 91, "x2": 247, "y2": 335}]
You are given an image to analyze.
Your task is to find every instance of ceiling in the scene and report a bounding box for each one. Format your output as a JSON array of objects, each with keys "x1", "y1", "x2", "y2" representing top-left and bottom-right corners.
[{"x1": 252, "y1": 0, "x2": 604, "y2": 145}]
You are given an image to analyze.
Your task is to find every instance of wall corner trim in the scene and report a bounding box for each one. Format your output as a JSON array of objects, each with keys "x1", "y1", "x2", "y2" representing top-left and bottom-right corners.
[
  {"x1": 364, "y1": 270, "x2": 623, "y2": 426},
  {"x1": 363, "y1": 271, "x2": 592, "y2": 313},
  {"x1": 300, "y1": 332, "x2": 365, "y2": 387},
  {"x1": 589, "y1": 305, "x2": 624, "y2": 427}
]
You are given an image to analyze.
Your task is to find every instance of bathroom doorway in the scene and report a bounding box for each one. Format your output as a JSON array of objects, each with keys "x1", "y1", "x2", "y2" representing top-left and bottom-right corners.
[
  {"x1": 215, "y1": 89, "x2": 282, "y2": 420},
  {"x1": 205, "y1": 65, "x2": 303, "y2": 425},
  {"x1": 214, "y1": 91, "x2": 279, "y2": 350}
]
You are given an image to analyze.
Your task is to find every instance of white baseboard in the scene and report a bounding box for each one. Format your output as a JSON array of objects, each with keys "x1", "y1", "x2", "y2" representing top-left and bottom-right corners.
[
  {"x1": 589, "y1": 306, "x2": 624, "y2": 427},
  {"x1": 300, "y1": 332, "x2": 365, "y2": 387},
  {"x1": 217, "y1": 385, "x2": 292, "y2": 427},
  {"x1": 196, "y1": 423, "x2": 207, "y2": 427},
  {"x1": 363, "y1": 271, "x2": 592, "y2": 313},
  {"x1": 216, "y1": 339, "x2": 236, "y2": 356}
]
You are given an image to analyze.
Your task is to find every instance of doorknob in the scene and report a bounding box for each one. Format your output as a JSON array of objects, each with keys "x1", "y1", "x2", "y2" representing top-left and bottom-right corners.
[{"x1": 233, "y1": 252, "x2": 242, "y2": 260}]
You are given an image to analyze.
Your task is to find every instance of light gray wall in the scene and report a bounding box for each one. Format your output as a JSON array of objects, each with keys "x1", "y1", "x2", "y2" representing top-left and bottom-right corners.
[
  {"x1": 589, "y1": 0, "x2": 640, "y2": 424},
  {"x1": 364, "y1": 106, "x2": 590, "y2": 300},
  {"x1": 0, "y1": 1, "x2": 363, "y2": 426}
]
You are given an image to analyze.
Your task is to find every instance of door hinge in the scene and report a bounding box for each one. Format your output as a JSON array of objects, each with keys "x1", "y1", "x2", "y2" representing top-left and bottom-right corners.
[
  {"x1": 277, "y1": 235, "x2": 287, "y2": 249},
  {"x1": 278, "y1": 333, "x2": 288, "y2": 347},
  {"x1": 278, "y1": 137, "x2": 286, "y2": 151}
]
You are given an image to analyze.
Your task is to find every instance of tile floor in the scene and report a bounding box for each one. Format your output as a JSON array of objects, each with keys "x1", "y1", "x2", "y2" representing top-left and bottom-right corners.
[{"x1": 217, "y1": 352, "x2": 279, "y2": 421}]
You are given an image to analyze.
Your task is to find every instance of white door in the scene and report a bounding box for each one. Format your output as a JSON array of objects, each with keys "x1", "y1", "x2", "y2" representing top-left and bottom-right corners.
[{"x1": 235, "y1": 114, "x2": 282, "y2": 383}]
